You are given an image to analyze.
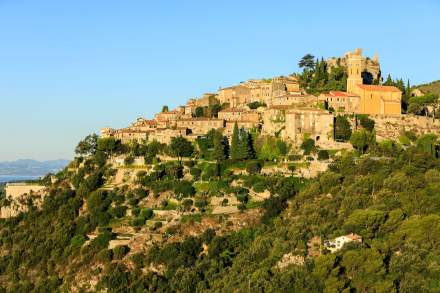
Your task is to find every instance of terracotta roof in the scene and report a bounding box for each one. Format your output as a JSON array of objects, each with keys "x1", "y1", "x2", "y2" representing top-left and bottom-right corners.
[
  {"x1": 116, "y1": 128, "x2": 148, "y2": 134},
  {"x1": 178, "y1": 118, "x2": 224, "y2": 122},
  {"x1": 328, "y1": 91, "x2": 358, "y2": 97},
  {"x1": 226, "y1": 120, "x2": 258, "y2": 124},
  {"x1": 346, "y1": 233, "x2": 362, "y2": 241},
  {"x1": 268, "y1": 105, "x2": 292, "y2": 110},
  {"x1": 357, "y1": 84, "x2": 401, "y2": 92},
  {"x1": 219, "y1": 108, "x2": 246, "y2": 113}
]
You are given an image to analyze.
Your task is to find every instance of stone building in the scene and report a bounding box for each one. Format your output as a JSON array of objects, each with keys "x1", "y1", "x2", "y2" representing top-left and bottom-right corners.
[
  {"x1": 319, "y1": 91, "x2": 360, "y2": 113},
  {"x1": 154, "y1": 110, "x2": 183, "y2": 128},
  {"x1": 346, "y1": 48, "x2": 401, "y2": 115},
  {"x1": 218, "y1": 108, "x2": 261, "y2": 123},
  {"x1": 217, "y1": 108, "x2": 246, "y2": 121},
  {"x1": 176, "y1": 118, "x2": 225, "y2": 135},
  {"x1": 218, "y1": 85, "x2": 251, "y2": 107},
  {"x1": 148, "y1": 128, "x2": 189, "y2": 144},
  {"x1": 270, "y1": 94, "x2": 317, "y2": 107},
  {"x1": 129, "y1": 117, "x2": 157, "y2": 132},
  {"x1": 100, "y1": 127, "x2": 149, "y2": 143},
  {"x1": 262, "y1": 106, "x2": 333, "y2": 142},
  {"x1": 354, "y1": 84, "x2": 401, "y2": 115},
  {"x1": 224, "y1": 121, "x2": 259, "y2": 136},
  {"x1": 285, "y1": 108, "x2": 334, "y2": 142}
]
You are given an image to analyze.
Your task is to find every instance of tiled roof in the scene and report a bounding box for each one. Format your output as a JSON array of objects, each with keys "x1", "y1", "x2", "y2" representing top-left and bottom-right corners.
[
  {"x1": 178, "y1": 118, "x2": 223, "y2": 122},
  {"x1": 219, "y1": 108, "x2": 246, "y2": 113},
  {"x1": 357, "y1": 84, "x2": 401, "y2": 92},
  {"x1": 328, "y1": 91, "x2": 357, "y2": 97}
]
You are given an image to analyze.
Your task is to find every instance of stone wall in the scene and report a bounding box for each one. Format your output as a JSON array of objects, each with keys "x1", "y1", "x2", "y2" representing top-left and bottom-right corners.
[
  {"x1": 5, "y1": 184, "x2": 46, "y2": 198},
  {"x1": 370, "y1": 114, "x2": 440, "y2": 140}
]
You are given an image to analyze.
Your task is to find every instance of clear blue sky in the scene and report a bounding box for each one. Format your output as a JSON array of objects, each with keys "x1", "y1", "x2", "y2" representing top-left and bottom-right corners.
[{"x1": 0, "y1": 0, "x2": 439, "y2": 161}]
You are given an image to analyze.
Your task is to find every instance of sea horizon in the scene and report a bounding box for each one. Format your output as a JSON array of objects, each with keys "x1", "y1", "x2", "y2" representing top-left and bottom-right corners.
[{"x1": 0, "y1": 175, "x2": 41, "y2": 184}]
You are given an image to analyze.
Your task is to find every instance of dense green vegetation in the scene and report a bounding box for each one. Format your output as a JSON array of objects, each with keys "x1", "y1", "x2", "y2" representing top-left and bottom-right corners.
[
  {"x1": 2, "y1": 124, "x2": 440, "y2": 292},
  {"x1": 96, "y1": 139, "x2": 440, "y2": 292}
]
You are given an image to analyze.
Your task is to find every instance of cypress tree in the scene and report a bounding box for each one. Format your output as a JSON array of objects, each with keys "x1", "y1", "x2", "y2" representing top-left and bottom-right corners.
[
  {"x1": 237, "y1": 127, "x2": 248, "y2": 160},
  {"x1": 213, "y1": 131, "x2": 227, "y2": 162},
  {"x1": 230, "y1": 123, "x2": 240, "y2": 160}
]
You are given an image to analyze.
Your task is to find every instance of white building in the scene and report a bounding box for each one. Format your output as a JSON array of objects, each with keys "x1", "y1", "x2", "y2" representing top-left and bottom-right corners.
[{"x1": 324, "y1": 233, "x2": 362, "y2": 253}]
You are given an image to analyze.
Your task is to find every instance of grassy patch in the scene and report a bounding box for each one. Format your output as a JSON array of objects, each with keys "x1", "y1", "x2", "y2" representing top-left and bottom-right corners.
[
  {"x1": 246, "y1": 201, "x2": 264, "y2": 209},
  {"x1": 181, "y1": 213, "x2": 203, "y2": 223}
]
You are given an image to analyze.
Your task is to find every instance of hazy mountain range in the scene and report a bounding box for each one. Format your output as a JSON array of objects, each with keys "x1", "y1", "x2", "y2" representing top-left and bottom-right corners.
[{"x1": 0, "y1": 159, "x2": 69, "y2": 176}]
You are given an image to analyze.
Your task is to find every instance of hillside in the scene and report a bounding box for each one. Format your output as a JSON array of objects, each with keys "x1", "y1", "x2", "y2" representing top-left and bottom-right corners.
[
  {"x1": 415, "y1": 80, "x2": 440, "y2": 96},
  {"x1": 1, "y1": 127, "x2": 440, "y2": 291}
]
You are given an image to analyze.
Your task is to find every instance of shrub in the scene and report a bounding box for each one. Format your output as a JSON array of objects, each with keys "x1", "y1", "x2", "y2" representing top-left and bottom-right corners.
[
  {"x1": 131, "y1": 206, "x2": 140, "y2": 217},
  {"x1": 359, "y1": 116, "x2": 375, "y2": 131},
  {"x1": 195, "y1": 198, "x2": 208, "y2": 211},
  {"x1": 124, "y1": 156, "x2": 135, "y2": 166},
  {"x1": 287, "y1": 164, "x2": 296, "y2": 173},
  {"x1": 288, "y1": 154, "x2": 302, "y2": 161},
  {"x1": 182, "y1": 199, "x2": 193, "y2": 211},
  {"x1": 301, "y1": 138, "x2": 315, "y2": 155},
  {"x1": 97, "y1": 249, "x2": 113, "y2": 263},
  {"x1": 134, "y1": 188, "x2": 148, "y2": 199},
  {"x1": 139, "y1": 208, "x2": 154, "y2": 221},
  {"x1": 253, "y1": 181, "x2": 267, "y2": 193},
  {"x1": 113, "y1": 245, "x2": 130, "y2": 260},
  {"x1": 153, "y1": 221, "x2": 163, "y2": 230},
  {"x1": 184, "y1": 160, "x2": 196, "y2": 168},
  {"x1": 190, "y1": 167, "x2": 201, "y2": 179},
  {"x1": 160, "y1": 200, "x2": 169, "y2": 209},
  {"x1": 236, "y1": 193, "x2": 249, "y2": 204},
  {"x1": 110, "y1": 205, "x2": 127, "y2": 218},
  {"x1": 335, "y1": 115, "x2": 352, "y2": 141},
  {"x1": 248, "y1": 101, "x2": 266, "y2": 109},
  {"x1": 90, "y1": 231, "x2": 113, "y2": 251},
  {"x1": 174, "y1": 181, "x2": 196, "y2": 198},
  {"x1": 238, "y1": 203, "x2": 246, "y2": 212},
  {"x1": 202, "y1": 164, "x2": 220, "y2": 181},
  {"x1": 166, "y1": 165, "x2": 184, "y2": 180},
  {"x1": 70, "y1": 235, "x2": 86, "y2": 249},
  {"x1": 317, "y1": 150, "x2": 330, "y2": 160},
  {"x1": 130, "y1": 253, "x2": 145, "y2": 270},
  {"x1": 246, "y1": 161, "x2": 262, "y2": 175}
]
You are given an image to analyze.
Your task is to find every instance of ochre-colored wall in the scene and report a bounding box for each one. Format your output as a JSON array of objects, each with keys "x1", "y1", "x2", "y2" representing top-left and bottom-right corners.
[{"x1": 356, "y1": 88, "x2": 401, "y2": 115}]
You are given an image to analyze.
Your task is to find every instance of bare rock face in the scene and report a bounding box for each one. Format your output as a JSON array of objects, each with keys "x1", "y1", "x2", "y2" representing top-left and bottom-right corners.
[
  {"x1": 326, "y1": 52, "x2": 381, "y2": 82},
  {"x1": 276, "y1": 253, "x2": 305, "y2": 269}
]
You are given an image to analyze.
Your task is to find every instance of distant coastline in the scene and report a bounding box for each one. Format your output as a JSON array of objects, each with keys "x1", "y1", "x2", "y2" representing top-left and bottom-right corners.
[{"x1": 0, "y1": 175, "x2": 41, "y2": 184}]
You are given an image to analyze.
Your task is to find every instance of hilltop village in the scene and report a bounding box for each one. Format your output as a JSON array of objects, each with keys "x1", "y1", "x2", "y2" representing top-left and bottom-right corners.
[
  {"x1": 101, "y1": 48, "x2": 406, "y2": 147},
  {"x1": 2, "y1": 49, "x2": 440, "y2": 292}
]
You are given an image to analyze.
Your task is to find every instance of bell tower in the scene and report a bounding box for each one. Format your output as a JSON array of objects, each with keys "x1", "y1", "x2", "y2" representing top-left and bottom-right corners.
[{"x1": 346, "y1": 48, "x2": 364, "y2": 94}]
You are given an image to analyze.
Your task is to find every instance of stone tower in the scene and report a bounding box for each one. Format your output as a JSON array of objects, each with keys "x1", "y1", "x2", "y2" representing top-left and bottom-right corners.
[{"x1": 346, "y1": 48, "x2": 364, "y2": 94}]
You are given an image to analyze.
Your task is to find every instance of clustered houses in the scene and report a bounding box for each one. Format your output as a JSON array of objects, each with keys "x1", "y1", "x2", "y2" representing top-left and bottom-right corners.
[{"x1": 101, "y1": 48, "x2": 403, "y2": 145}]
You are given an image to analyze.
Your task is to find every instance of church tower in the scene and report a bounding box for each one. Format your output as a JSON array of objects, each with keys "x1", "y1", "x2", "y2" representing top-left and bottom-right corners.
[{"x1": 346, "y1": 48, "x2": 364, "y2": 94}]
